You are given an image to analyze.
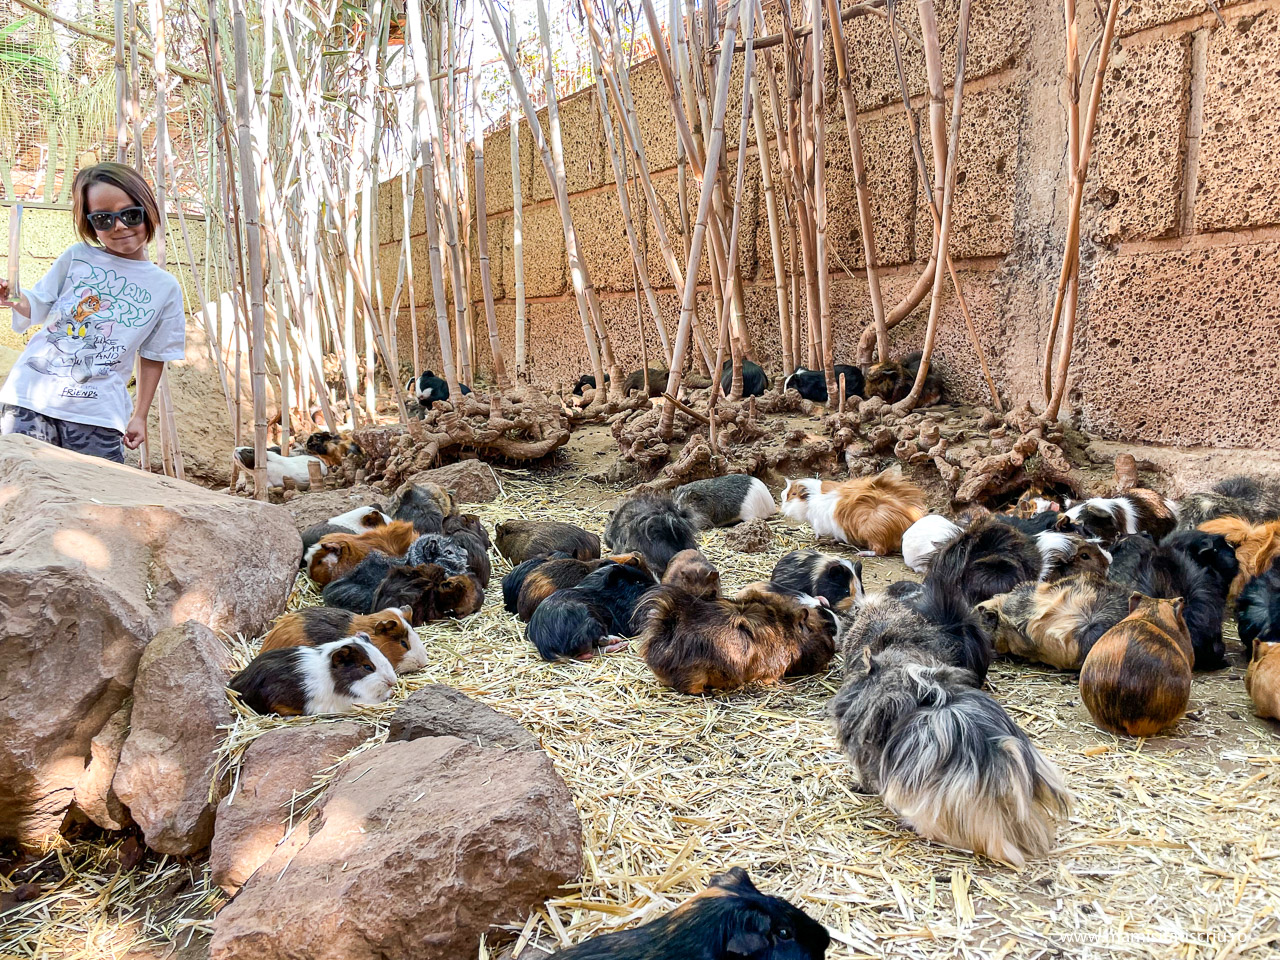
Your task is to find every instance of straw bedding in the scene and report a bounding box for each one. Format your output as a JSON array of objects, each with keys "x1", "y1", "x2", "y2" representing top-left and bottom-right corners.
[{"x1": 3, "y1": 474, "x2": 1278, "y2": 959}]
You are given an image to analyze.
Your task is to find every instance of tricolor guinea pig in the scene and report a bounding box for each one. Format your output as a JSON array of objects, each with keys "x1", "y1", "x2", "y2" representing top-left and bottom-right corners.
[
  {"x1": 550, "y1": 866, "x2": 830, "y2": 959},
  {"x1": 517, "y1": 553, "x2": 653, "y2": 622},
  {"x1": 406, "y1": 370, "x2": 470, "y2": 408},
  {"x1": 496, "y1": 519, "x2": 602, "y2": 565},
  {"x1": 305, "y1": 521, "x2": 417, "y2": 585},
  {"x1": 1034, "y1": 531, "x2": 1112, "y2": 583},
  {"x1": 501, "y1": 551, "x2": 572, "y2": 613},
  {"x1": 769, "y1": 550, "x2": 863, "y2": 612},
  {"x1": 303, "y1": 431, "x2": 360, "y2": 467},
  {"x1": 259, "y1": 605, "x2": 426, "y2": 673},
  {"x1": 233, "y1": 447, "x2": 326, "y2": 488},
  {"x1": 1056, "y1": 489, "x2": 1179, "y2": 544},
  {"x1": 976, "y1": 573, "x2": 1130, "y2": 671},
  {"x1": 661, "y1": 549, "x2": 721, "y2": 600},
  {"x1": 390, "y1": 481, "x2": 453, "y2": 535},
  {"x1": 526, "y1": 562, "x2": 656, "y2": 661},
  {"x1": 901, "y1": 515, "x2": 963, "y2": 574},
  {"x1": 300, "y1": 505, "x2": 391, "y2": 551},
  {"x1": 673, "y1": 475, "x2": 777, "y2": 529},
  {"x1": 229, "y1": 635, "x2": 396, "y2": 716},
  {"x1": 779, "y1": 467, "x2": 926, "y2": 556},
  {"x1": 374, "y1": 563, "x2": 484, "y2": 625},
  {"x1": 605, "y1": 493, "x2": 700, "y2": 577}
]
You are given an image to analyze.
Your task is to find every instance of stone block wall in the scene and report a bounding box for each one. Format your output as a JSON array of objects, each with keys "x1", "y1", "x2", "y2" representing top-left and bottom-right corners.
[{"x1": 379, "y1": 0, "x2": 1280, "y2": 451}]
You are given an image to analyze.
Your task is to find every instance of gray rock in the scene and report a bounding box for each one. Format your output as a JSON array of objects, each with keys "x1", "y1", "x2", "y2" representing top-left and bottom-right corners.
[{"x1": 388, "y1": 684, "x2": 539, "y2": 752}]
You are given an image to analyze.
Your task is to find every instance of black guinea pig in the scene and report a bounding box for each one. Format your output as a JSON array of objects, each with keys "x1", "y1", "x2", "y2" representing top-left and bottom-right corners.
[
  {"x1": 720, "y1": 359, "x2": 768, "y2": 398},
  {"x1": 322, "y1": 551, "x2": 400, "y2": 615},
  {"x1": 229, "y1": 635, "x2": 397, "y2": 716},
  {"x1": 572, "y1": 372, "x2": 610, "y2": 396},
  {"x1": 390, "y1": 481, "x2": 452, "y2": 535},
  {"x1": 374, "y1": 563, "x2": 485, "y2": 625},
  {"x1": 770, "y1": 550, "x2": 864, "y2": 612},
  {"x1": 502, "y1": 551, "x2": 572, "y2": 613},
  {"x1": 551, "y1": 866, "x2": 830, "y2": 959},
  {"x1": 526, "y1": 562, "x2": 656, "y2": 661},
  {"x1": 782, "y1": 365, "x2": 863, "y2": 404},
  {"x1": 605, "y1": 492, "x2": 699, "y2": 577}
]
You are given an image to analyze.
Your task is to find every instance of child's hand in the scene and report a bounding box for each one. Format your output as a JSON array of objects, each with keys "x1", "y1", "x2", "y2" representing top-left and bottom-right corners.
[
  {"x1": 0, "y1": 278, "x2": 15, "y2": 307},
  {"x1": 123, "y1": 412, "x2": 147, "y2": 450}
]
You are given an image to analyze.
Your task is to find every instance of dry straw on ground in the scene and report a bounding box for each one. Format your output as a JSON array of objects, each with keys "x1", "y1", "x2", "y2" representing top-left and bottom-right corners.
[{"x1": 4, "y1": 474, "x2": 1278, "y2": 960}]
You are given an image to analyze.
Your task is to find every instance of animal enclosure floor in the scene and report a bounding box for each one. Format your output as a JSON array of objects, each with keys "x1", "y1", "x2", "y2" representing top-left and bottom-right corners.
[{"x1": 4, "y1": 472, "x2": 1279, "y2": 960}]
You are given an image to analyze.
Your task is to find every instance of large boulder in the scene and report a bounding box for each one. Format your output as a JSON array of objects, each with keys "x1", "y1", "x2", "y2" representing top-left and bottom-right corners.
[
  {"x1": 0, "y1": 436, "x2": 301, "y2": 843},
  {"x1": 112, "y1": 622, "x2": 234, "y2": 855},
  {"x1": 411, "y1": 459, "x2": 501, "y2": 504},
  {"x1": 210, "y1": 737, "x2": 582, "y2": 960},
  {"x1": 388, "y1": 684, "x2": 540, "y2": 753},
  {"x1": 72, "y1": 701, "x2": 133, "y2": 831},
  {"x1": 210, "y1": 722, "x2": 369, "y2": 894}
]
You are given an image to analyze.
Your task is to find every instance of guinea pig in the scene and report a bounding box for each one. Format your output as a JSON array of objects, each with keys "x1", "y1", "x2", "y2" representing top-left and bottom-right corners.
[
  {"x1": 300, "y1": 505, "x2": 392, "y2": 551},
  {"x1": 779, "y1": 467, "x2": 926, "y2": 556},
  {"x1": 526, "y1": 562, "x2": 656, "y2": 661},
  {"x1": 1161, "y1": 529, "x2": 1240, "y2": 600},
  {"x1": 1056, "y1": 489, "x2": 1179, "y2": 544},
  {"x1": 229, "y1": 635, "x2": 396, "y2": 716},
  {"x1": 1034, "y1": 531, "x2": 1112, "y2": 582},
  {"x1": 637, "y1": 583, "x2": 838, "y2": 695},
  {"x1": 322, "y1": 551, "x2": 399, "y2": 615},
  {"x1": 720, "y1": 359, "x2": 769, "y2": 397},
  {"x1": 992, "y1": 510, "x2": 1062, "y2": 536},
  {"x1": 406, "y1": 370, "x2": 470, "y2": 408},
  {"x1": 496, "y1": 519, "x2": 602, "y2": 564},
  {"x1": 233, "y1": 447, "x2": 326, "y2": 488},
  {"x1": 443, "y1": 512, "x2": 492, "y2": 550},
  {"x1": 550, "y1": 866, "x2": 830, "y2": 959},
  {"x1": 1238, "y1": 566, "x2": 1280, "y2": 647},
  {"x1": 305, "y1": 520, "x2": 417, "y2": 585},
  {"x1": 1245, "y1": 637, "x2": 1280, "y2": 722},
  {"x1": 303, "y1": 431, "x2": 360, "y2": 467},
  {"x1": 673, "y1": 475, "x2": 777, "y2": 530},
  {"x1": 517, "y1": 555, "x2": 618, "y2": 621},
  {"x1": 405, "y1": 533, "x2": 472, "y2": 578},
  {"x1": 782, "y1": 364, "x2": 863, "y2": 404},
  {"x1": 770, "y1": 550, "x2": 863, "y2": 612},
  {"x1": 620, "y1": 367, "x2": 669, "y2": 397},
  {"x1": 501, "y1": 551, "x2": 572, "y2": 613},
  {"x1": 661, "y1": 549, "x2": 721, "y2": 599},
  {"x1": 571, "y1": 372, "x2": 609, "y2": 396},
  {"x1": 605, "y1": 492, "x2": 700, "y2": 577},
  {"x1": 259, "y1": 605, "x2": 426, "y2": 673},
  {"x1": 839, "y1": 579, "x2": 992, "y2": 684},
  {"x1": 976, "y1": 573, "x2": 1131, "y2": 671},
  {"x1": 378, "y1": 562, "x2": 484, "y2": 624},
  {"x1": 863, "y1": 351, "x2": 943, "y2": 405},
  {"x1": 831, "y1": 644, "x2": 1069, "y2": 867},
  {"x1": 901, "y1": 515, "x2": 963, "y2": 573},
  {"x1": 1176, "y1": 475, "x2": 1280, "y2": 529},
  {"x1": 390, "y1": 481, "x2": 452, "y2": 535},
  {"x1": 1198, "y1": 516, "x2": 1280, "y2": 598},
  {"x1": 445, "y1": 528, "x2": 492, "y2": 588},
  {"x1": 924, "y1": 515, "x2": 1041, "y2": 605},
  {"x1": 1079, "y1": 594, "x2": 1193, "y2": 736}
]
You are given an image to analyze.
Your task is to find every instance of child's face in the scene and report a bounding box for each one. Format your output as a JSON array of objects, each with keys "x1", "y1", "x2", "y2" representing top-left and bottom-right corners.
[{"x1": 86, "y1": 182, "x2": 149, "y2": 260}]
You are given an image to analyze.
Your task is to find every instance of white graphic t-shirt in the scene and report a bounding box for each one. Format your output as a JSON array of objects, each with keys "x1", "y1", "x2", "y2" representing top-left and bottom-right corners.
[{"x1": 1, "y1": 243, "x2": 185, "y2": 432}]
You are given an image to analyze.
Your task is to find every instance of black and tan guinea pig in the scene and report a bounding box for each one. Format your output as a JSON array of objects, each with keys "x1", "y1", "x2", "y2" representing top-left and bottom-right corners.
[
  {"x1": 662, "y1": 549, "x2": 721, "y2": 600},
  {"x1": 496, "y1": 519, "x2": 602, "y2": 565},
  {"x1": 1056, "y1": 489, "x2": 1179, "y2": 544},
  {"x1": 304, "y1": 521, "x2": 418, "y2": 586},
  {"x1": 501, "y1": 551, "x2": 572, "y2": 613},
  {"x1": 782, "y1": 365, "x2": 864, "y2": 404},
  {"x1": 638, "y1": 583, "x2": 838, "y2": 695},
  {"x1": 229, "y1": 635, "x2": 397, "y2": 716},
  {"x1": 375, "y1": 563, "x2": 484, "y2": 625},
  {"x1": 770, "y1": 550, "x2": 864, "y2": 612},
  {"x1": 863, "y1": 351, "x2": 943, "y2": 405},
  {"x1": 720, "y1": 359, "x2": 768, "y2": 397},
  {"x1": 303, "y1": 431, "x2": 361, "y2": 468},
  {"x1": 517, "y1": 553, "x2": 654, "y2": 622},
  {"x1": 300, "y1": 505, "x2": 392, "y2": 551},
  {"x1": 605, "y1": 492, "x2": 700, "y2": 577},
  {"x1": 259, "y1": 605, "x2": 426, "y2": 673},
  {"x1": 924, "y1": 515, "x2": 1042, "y2": 606},
  {"x1": 673, "y1": 475, "x2": 777, "y2": 529},
  {"x1": 977, "y1": 573, "x2": 1131, "y2": 671},
  {"x1": 526, "y1": 562, "x2": 656, "y2": 661},
  {"x1": 1033, "y1": 531, "x2": 1112, "y2": 582},
  {"x1": 390, "y1": 481, "x2": 453, "y2": 535},
  {"x1": 550, "y1": 866, "x2": 830, "y2": 959}
]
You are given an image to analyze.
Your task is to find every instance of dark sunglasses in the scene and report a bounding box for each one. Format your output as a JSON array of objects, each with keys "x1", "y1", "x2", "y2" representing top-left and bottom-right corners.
[{"x1": 87, "y1": 206, "x2": 146, "y2": 232}]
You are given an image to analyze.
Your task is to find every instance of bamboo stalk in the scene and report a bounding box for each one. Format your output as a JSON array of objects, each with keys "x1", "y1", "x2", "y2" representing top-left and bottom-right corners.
[
  {"x1": 893, "y1": 0, "x2": 970, "y2": 414},
  {"x1": 750, "y1": 61, "x2": 793, "y2": 377},
  {"x1": 471, "y1": 69, "x2": 510, "y2": 391},
  {"x1": 810, "y1": 0, "x2": 838, "y2": 400},
  {"x1": 127, "y1": 0, "x2": 142, "y2": 171},
  {"x1": 509, "y1": 5, "x2": 527, "y2": 382},
  {"x1": 113, "y1": 0, "x2": 127, "y2": 163}
]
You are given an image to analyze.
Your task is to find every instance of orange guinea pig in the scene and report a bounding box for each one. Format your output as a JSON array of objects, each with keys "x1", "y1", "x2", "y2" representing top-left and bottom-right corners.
[{"x1": 304, "y1": 520, "x2": 417, "y2": 585}]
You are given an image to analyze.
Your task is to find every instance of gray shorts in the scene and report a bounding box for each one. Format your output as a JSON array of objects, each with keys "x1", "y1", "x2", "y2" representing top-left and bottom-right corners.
[{"x1": 1, "y1": 405, "x2": 125, "y2": 463}]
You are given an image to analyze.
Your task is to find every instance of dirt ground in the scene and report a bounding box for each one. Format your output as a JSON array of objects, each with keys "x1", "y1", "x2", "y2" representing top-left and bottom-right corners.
[{"x1": 3, "y1": 422, "x2": 1279, "y2": 960}]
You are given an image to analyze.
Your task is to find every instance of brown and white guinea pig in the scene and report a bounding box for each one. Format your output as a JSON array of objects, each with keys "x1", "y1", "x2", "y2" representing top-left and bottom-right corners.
[
  {"x1": 259, "y1": 605, "x2": 425, "y2": 674},
  {"x1": 300, "y1": 505, "x2": 392, "y2": 551},
  {"x1": 863, "y1": 351, "x2": 943, "y2": 406},
  {"x1": 517, "y1": 553, "x2": 654, "y2": 622},
  {"x1": 1056, "y1": 489, "x2": 1179, "y2": 544},
  {"x1": 662, "y1": 549, "x2": 721, "y2": 600},
  {"x1": 303, "y1": 431, "x2": 361, "y2": 468},
  {"x1": 526, "y1": 562, "x2": 657, "y2": 661},
  {"x1": 604, "y1": 492, "x2": 700, "y2": 577},
  {"x1": 496, "y1": 519, "x2": 602, "y2": 565},
  {"x1": 769, "y1": 550, "x2": 863, "y2": 612},
  {"x1": 923, "y1": 515, "x2": 1041, "y2": 605},
  {"x1": 1033, "y1": 530, "x2": 1112, "y2": 583},
  {"x1": 305, "y1": 520, "x2": 417, "y2": 585},
  {"x1": 501, "y1": 551, "x2": 572, "y2": 614},
  {"x1": 779, "y1": 467, "x2": 926, "y2": 556},
  {"x1": 229, "y1": 635, "x2": 396, "y2": 716},
  {"x1": 831, "y1": 645, "x2": 1069, "y2": 867},
  {"x1": 550, "y1": 866, "x2": 830, "y2": 959},
  {"x1": 637, "y1": 583, "x2": 838, "y2": 695},
  {"x1": 1198, "y1": 516, "x2": 1280, "y2": 598},
  {"x1": 977, "y1": 573, "x2": 1131, "y2": 671},
  {"x1": 672, "y1": 475, "x2": 777, "y2": 529},
  {"x1": 389, "y1": 481, "x2": 453, "y2": 535},
  {"x1": 1079, "y1": 594, "x2": 1193, "y2": 737},
  {"x1": 1245, "y1": 638, "x2": 1280, "y2": 722}
]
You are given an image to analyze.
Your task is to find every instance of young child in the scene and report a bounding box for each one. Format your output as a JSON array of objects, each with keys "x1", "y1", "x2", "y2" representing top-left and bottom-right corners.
[{"x1": 0, "y1": 162, "x2": 185, "y2": 463}]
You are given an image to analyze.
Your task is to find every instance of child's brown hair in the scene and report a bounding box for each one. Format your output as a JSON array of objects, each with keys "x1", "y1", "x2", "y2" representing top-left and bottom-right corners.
[{"x1": 71, "y1": 162, "x2": 160, "y2": 245}]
